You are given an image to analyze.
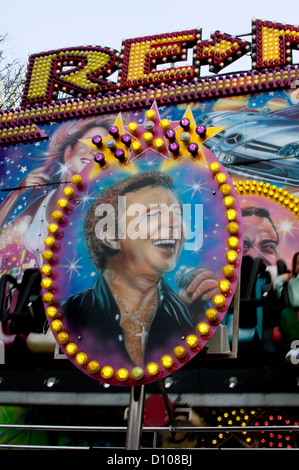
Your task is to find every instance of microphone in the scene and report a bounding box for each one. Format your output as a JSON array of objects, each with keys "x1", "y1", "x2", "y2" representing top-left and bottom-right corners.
[{"x1": 175, "y1": 266, "x2": 198, "y2": 288}]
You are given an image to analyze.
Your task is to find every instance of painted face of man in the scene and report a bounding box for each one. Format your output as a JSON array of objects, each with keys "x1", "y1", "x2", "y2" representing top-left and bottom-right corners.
[
  {"x1": 116, "y1": 185, "x2": 185, "y2": 277},
  {"x1": 243, "y1": 214, "x2": 279, "y2": 266}
]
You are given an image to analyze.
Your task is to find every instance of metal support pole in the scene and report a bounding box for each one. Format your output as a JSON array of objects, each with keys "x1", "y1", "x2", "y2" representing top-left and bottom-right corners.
[
  {"x1": 125, "y1": 385, "x2": 145, "y2": 450},
  {"x1": 158, "y1": 379, "x2": 176, "y2": 436}
]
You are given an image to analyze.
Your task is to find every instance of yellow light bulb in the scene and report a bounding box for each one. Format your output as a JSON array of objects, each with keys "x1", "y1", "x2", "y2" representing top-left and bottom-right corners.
[
  {"x1": 222, "y1": 264, "x2": 235, "y2": 278},
  {"x1": 223, "y1": 195, "x2": 235, "y2": 208},
  {"x1": 41, "y1": 277, "x2": 53, "y2": 290},
  {"x1": 225, "y1": 249, "x2": 238, "y2": 263},
  {"x1": 196, "y1": 322, "x2": 210, "y2": 336},
  {"x1": 227, "y1": 236, "x2": 239, "y2": 249},
  {"x1": 75, "y1": 352, "x2": 88, "y2": 366},
  {"x1": 146, "y1": 362, "x2": 160, "y2": 376},
  {"x1": 65, "y1": 343, "x2": 78, "y2": 356},
  {"x1": 44, "y1": 236, "x2": 56, "y2": 248},
  {"x1": 226, "y1": 222, "x2": 239, "y2": 235},
  {"x1": 45, "y1": 306, "x2": 57, "y2": 318},
  {"x1": 57, "y1": 198, "x2": 68, "y2": 210},
  {"x1": 57, "y1": 331, "x2": 69, "y2": 344},
  {"x1": 153, "y1": 138, "x2": 164, "y2": 150},
  {"x1": 205, "y1": 308, "x2": 218, "y2": 322},
  {"x1": 50, "y1": 319, "x2": 63, "y2": 332},
  {"x1": 63, "y1": 186, "x2": 75, "y2": 199},
  {"x1": 159, "y1": 119, "x2": 170, "y2": 130},
  {"x1": 116, "y1": 368, "x2": 130, "y2": 382},
  {"x1": 173, "y1": 345, "x2": 186, "y2": 359},
  {"x1": 47, "y1": 223, "x2": 59, "y2": 235},
  {"x1": 101, "y1": 365, "x2": 114, "y2": 379},
  {"x1": 185, "y1": 334, "x2": 199, "y2": 349},
  {"x1": 145, "y1": 109, "x2": 156, "y2": 121},
  {"x1": 42, "y1": 292, "x2": 54, "y2": 304},
  {"x1": 225, "y1": 209, "x2": 238, "y2": 221},
  {"x1": 209, "y1": 161, "x2": 221, "y2": 174},
  {"x1": 215, "y1": 173, "x2": 227, "y2": 185},
  {"x1": 212, "y1": 294, "x2": 226, "y2": 308},
  {"x1": 71, "y1": 174, "x2": 82, "y2": 186},
  {"x1": 42, "y1": 250, "x2": 53, "y2": 262},
  {"x1": 218, "y1": 279, "x2": 231, "y2": 293},
  {"x1": 51, "y1": 210, "x2": 63, "y2": 222},
  {"x1": 41, "y1": 264, "x2": 52, "y2": 276},
  {"x1": 160, "y1": 355, "x2": 174, "y2": 369},
  {"x1": 87, "y1": 361, "x2": 100, "y2": 374},
  {"x1": 127, "y1": 122, "x2": 138, "y2": 134}
]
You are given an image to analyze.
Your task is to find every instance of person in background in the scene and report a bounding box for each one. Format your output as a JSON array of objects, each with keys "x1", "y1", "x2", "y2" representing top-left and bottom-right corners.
[{"x1": 274, "y1": 251, "x2": 299, "y2": 364}]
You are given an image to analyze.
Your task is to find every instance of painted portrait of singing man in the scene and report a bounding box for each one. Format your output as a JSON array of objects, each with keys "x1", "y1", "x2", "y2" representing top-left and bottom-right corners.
[{"x1": 61, "y1": 170, "x2": 218, "y2": 367}]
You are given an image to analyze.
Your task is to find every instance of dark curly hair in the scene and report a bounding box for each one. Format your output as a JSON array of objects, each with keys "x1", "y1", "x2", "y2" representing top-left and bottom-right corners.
[{"x1": 84, "y1": 170, "x2": 175, "y2": 270}]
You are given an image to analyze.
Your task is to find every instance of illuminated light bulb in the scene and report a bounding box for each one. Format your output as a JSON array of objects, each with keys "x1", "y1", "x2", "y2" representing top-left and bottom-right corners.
[
  {"x1": 153, "y1": 138, "x2": 164, "y2": 150},
  {"x1": 222, "y1": 264, "x2": 235, "y2": 278},
  {"x1": 42, "y1": 292, "x2": 54, "y2": 304},
  {"x1": 226, "y1": 221, "x2": 239, "y2": 235},
  {"x1": 142, "y1": 132, "x2": 153, "y2": 144},
  {"x1": 145, "y1": 109, "x2": 156, "y2": 121},
  {"x1": 160, "y1": 355, "x2": 174, "y2": 369},
  {"x1": 75, "y1": 352, "x2": 88, "y2": 366},
  {"x1": 41, "y1": 277, "x2": 53, "y2": 290},
  {"x1": 212, "y1": 294, "x2": 226, "y2": 308},
  {"x1": 51, "y1": 210, "x2": 64, "y2": 222},
  {"x1": 116, "y1": 368, "x2": 130, "y2": 382},
  {"x1": 44, "y1": 236, "x2": 56, "y2": 248},
  {"x1": 45, "y1": 306, "x2": 58, "y2": 318},
  {"x1": 225, "y1": 208, "x2": 238, "y2": 221},
  {"x1": 225, "y1": 249, "x2": 238, "y2": 263},
  {"x1": 109, "y1": 126, "x2": 119, "y2": 138},
  {"x1": 169, "y1": 142, "x2": 180, "y2": 156},
  {"x1": 205, "y1": 308, "x2": 218, "y2": 322},
  {"x1": 94, "y1": 153, "x2": 105, "y2": 165},
  {"x1": 196, "y1": 322, "x2": 210, "y2": 336},
  {"x1": 159, "y1": 119, "x2": 171, "y2": 130},
  {"x1": 121, "y1": 134, "x2": 132, "y2": 147},
  {"x1": 65, "y1": 343, "x2": 78, "y2": 356},
  {"x1": 71, "y1": 174, "x2": 82, "y2": 186},
  {"x1": 101, "y1": 365, "x2": 114, "y2": 380},
  {"x1": 91, "y1": 134, "x2": 102, "y2": 146},
  {"x1": 146, "y1": 362, "x2": 160, "y2": 376},
  {"x1": 57, "y1": 198, "x2": 68, "y2": 210},
  {"x1": 47, "y1": 223, "x2": 59, "y2": 235},
  {"x1": 63, "y1": 186, "x2": 75, "y2": 199},
  {"x1": 131, "y1": 141, "x2": 142, "y2": 153},
  {"x1": 223, "y1": 195, "x2": 235, "y2": 208},
  {"x1": 227, "y1": 236, "x2": 239, "y2": 249},
  {"x1": 180, "y1": 117, "x2": 190, "y2": 130},
  {"x1": 131, "y1": 366, "x2": 144, "y2": 381},
  {"x1": 185, "y1": 334, "x2": 199, "y2": 349},
  {"x1": 56, "y1": 331, "x2": 69, "y2": 344},
  {"x1": 209, "y1": 161, "x2": 221, "y2": 174},
  {"x1": 196, "y1": 125, "x2": 207, "y2": 137},
  {"x1": 41, "y1": 264, "x2": 52, "y2": 276},
  {"x1": 215, "y1": 172, "x2": 227, "y2": 185},
  {"x1": 50, "y1": 319, "x2": 63, "y2": 332},
  {"x1": 42, "y1": 250, "x2": 53, "y2": 262},
  {"x1": 173, "y1": 345, "x2": 186, "y2": 359},
  {"x1": 218, "y1": 279, "x2": 231, "y2": 293},
  {"x1": 220, "y1": 184, "x2": 232, "y2": 196},
  {"x1": 127, "y1": 122, "x2": 139, "y2": 134},
  {"x1": 87, "y1": 360, "x2": 100, "y2": 374}
]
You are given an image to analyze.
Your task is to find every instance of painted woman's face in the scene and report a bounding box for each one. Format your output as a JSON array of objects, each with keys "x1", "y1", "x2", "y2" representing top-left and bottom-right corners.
[
  {"x1": 65, "y1": 126, "x2": 109, "y2": 173},
  {"x1": 116, "y1": 185, "x2": 184, "y2": 277}
]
